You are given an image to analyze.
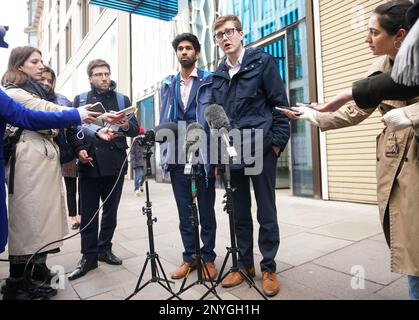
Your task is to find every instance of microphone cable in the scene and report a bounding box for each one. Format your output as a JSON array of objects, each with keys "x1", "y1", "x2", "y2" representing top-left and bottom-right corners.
[{"x1": 17, "y1": 134, "x2": 141, "y2": 284}]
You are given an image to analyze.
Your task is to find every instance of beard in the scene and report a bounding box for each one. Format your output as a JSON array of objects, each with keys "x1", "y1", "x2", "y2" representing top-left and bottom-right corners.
[{"x1": 179, "y1": 58, "x2": 197, "y2": 69}]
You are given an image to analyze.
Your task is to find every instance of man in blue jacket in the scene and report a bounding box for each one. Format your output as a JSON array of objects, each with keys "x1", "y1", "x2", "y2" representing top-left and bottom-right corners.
[
  {"x1": 211, "y1": 15, "x2": 290, "y2": 297},
  {"x1": 159, "y1": 33, "x2": 217, "y2": 281}
]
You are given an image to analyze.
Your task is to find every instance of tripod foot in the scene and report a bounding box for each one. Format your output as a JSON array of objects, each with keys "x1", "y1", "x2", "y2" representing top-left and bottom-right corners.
[{"x1": 125, "y1": 253, "x2": 180, "y2": 300}]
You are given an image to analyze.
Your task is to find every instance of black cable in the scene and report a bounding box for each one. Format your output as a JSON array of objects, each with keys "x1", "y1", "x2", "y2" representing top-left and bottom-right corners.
[{"x1": 20, "y1": 135, "x2": 141, "y2": 283}]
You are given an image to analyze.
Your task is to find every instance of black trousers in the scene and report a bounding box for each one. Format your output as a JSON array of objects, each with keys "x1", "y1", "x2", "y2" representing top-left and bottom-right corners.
[
  {"x1": 229, "y1": 149, "x2": 279, "y2": 272},
  {"x1": 79, "y1": 176, "x2": 124, "y2": 263},
  {"x1": 64, "y1": 177, "x2": 78, "y2": 217}
]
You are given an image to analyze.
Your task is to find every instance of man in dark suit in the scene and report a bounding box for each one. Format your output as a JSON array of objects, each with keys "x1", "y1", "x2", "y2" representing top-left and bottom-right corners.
[{"x1": 68, "y1": 59, "x2": 139, "y2": 281}]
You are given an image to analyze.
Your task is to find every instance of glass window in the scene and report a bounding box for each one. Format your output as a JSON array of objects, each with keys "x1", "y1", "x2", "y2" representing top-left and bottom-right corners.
[
  {"x1": 228, "y1": 0, "x2": 306, "y2": 45},
  {"x1": 287, "y1": 21, "x2": 313, "y2": 196}
]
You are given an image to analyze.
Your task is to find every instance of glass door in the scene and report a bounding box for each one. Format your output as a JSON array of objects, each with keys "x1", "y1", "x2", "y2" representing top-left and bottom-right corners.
[
  {"x1": 261, "y1": 35, "x2": 290, "y2": 189},
  {"x1": 259, "y1": 20, "x2": 313, "y2": 195}
]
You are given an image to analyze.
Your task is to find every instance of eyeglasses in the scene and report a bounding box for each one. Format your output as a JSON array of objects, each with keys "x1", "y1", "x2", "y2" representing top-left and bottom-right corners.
[
  {"x1": 92, "y1": 72, "x2": 111, "y2": 78},
  {"x1": 213, "y1": 28, "x2": 237, "y2": 41}
]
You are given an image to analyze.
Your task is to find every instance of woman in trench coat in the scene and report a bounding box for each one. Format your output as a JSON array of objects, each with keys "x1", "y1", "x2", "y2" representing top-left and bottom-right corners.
[
  {"x1": 279, "y1": 1, "x2": 419, "y2": 299},
  {"x1": 1, "y1": 46, "x2": 123, "y2": 300}
]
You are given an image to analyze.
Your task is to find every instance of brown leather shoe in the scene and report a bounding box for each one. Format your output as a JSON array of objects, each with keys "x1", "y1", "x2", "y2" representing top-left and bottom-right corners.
[
  {"x1": 221, "y1": 268, "x2": 256, "y2": 288},
  {"x1": 262, "y1": 272, "x2": 280, "y2": 297},
  {"x1": 202, "y1": 262, "x2": 218, "y2": 282},
  {"x1": 171, "y1": 261, "x2": 197, "y2": 280}
]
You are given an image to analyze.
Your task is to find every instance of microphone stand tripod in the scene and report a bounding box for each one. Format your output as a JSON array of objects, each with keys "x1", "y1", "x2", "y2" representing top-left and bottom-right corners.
[
  {"x1": 126, "y1": 141, "x2": 180, "y2": 300},
  {"x1": 201, "y1": 138, "x2": 267, "y2": 300},
  {"x1": 169, "y1": 162, "x2": 221, "y2": 300}
]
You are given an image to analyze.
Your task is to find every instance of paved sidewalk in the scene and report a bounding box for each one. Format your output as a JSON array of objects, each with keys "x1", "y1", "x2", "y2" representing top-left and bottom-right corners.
[{"x1": 0, "y1": 179, "x2": 408, "y2": 300}]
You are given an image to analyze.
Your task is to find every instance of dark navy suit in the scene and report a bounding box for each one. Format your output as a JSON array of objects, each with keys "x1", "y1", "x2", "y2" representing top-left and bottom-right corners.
[{"x1": 212, "y1": 48, "x2": 290, "y2": 272}]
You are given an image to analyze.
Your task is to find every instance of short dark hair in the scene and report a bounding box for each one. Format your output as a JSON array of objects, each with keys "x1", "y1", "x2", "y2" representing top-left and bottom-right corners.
[
  {"x1": 87, "y1": 59, "x2": 110, "y2": 77},
  {"x1": 171, "y1": 33, "x2": 201, "y2": 53},
  {"x1": 374, "y1": 0, "x2": 413, "y2": 35}
]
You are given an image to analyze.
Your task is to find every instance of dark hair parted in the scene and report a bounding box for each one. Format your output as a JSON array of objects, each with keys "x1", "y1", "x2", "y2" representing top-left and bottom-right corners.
[
  {"x1": 374, "y1": 0, "x2": 413, "y2": 35},
  {"x1": 86, "y1": 59, "x2": 110, "y2": 77},
  {"x1": 171, "y1": 33, "x2": 201, "y2": 52},
  {"x1": 1, "y1": 46, "x2": 42, "y2": 86}
]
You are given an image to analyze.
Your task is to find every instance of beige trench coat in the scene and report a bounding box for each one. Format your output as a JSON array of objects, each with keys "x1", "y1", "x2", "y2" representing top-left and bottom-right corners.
[
  {"x1": 5, "y1": 86, "x2": 70, "y2": 256},
  {"x1": 317, "y1": 56, "x2": 419, "y2": 276}
]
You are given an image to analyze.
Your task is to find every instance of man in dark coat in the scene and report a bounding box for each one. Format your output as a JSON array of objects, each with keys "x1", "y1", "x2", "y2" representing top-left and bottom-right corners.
[
  {"x1": 211, "y1": 15, "x2": 290, "y2": 297},
  {"x1": 67, "y1": 59, "x2": 139, "y2": 281}
]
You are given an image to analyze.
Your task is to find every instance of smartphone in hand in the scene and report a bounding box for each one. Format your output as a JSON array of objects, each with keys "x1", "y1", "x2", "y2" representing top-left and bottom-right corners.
[
  {"x1": 84, "y1": 102, "x2": 106, "y2": 114},
  {"x1": 275, "y1": 105, "x2": 302, "y2": 116},
  {"x1": 115, "y1": 106, "x2": 137, "y2": 116}
]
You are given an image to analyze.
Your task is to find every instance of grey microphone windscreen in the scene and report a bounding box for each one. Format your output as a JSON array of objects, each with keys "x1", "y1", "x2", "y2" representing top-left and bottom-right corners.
[
  {"x1": 204, "y1": 104, "x2": 230, "y2": 130},
  {"x1": 185, "y1": 122, "x2": 205, "y2": 149}
]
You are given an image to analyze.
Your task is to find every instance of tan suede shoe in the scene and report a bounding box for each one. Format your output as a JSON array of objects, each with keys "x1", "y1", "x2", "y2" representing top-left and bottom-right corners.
[
  {"x1": 262, "y1": 272, "x2": 280, "y2": 297},
  {"x1": 202, "y1": 262, "x2": 218, "y2": 281},
  {"x1": 221, "y1": 268, "x2": 256, "y2": 288},
  {"x1": 171, "y1": 261, "x2": 196, "y2": 280}
]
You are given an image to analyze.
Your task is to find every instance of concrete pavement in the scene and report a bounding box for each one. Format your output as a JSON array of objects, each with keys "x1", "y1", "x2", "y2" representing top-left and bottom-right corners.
[{"x1": 0, "y1": 179, "x2": 409, "y2": 300}]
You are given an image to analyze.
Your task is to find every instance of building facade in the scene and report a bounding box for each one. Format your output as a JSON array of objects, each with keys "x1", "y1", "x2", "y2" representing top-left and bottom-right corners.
[
  {"x1": 314, "y1": 0, "x2": 384, "y2": 204},
  {"x1": 29, "y1": 0, "x2": 397, "y2": 205}
]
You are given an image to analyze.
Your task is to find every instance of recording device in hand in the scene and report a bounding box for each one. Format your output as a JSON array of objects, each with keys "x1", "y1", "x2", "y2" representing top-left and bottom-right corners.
[
  {"x1": 184, "y1": 122, "x2": 205, "y2": 175},
  {"x1": 84, "y1": 102, "x2": 106, "y2": 114},
  {"x1": 115, "y1": 105, "x2": 137, "y2": 116},
  {"x1": 204, "y1": 104, "x2": 237, "y2": 159},
  {"x1": 275, "y1": 103, "x2": 305, "y2": 116}
]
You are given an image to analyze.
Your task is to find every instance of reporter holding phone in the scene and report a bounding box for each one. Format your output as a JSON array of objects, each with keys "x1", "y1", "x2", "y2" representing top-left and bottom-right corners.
[
  {"x1": 67, "y1": 59, "x2": 139, "y2": 281},
  {"x1": 0, "y1": 46, "x2": 106, "y2": 300}
]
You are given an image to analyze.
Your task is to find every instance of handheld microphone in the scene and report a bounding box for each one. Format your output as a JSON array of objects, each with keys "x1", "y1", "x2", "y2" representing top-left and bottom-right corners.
[
  {"x1": 184, "y1": 123, "x2": 205, "y2": 175},
  {"x1": 120, "y1": 123, "x2": 177, "y2": 144},
  {"x1": 204, "y1": 104, "x2": 237, "y2": 159}
]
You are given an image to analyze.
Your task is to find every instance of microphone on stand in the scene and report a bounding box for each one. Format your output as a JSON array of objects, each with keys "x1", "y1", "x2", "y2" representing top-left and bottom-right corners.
[
  {"x1": 204, "y1": 104, "x2": 237, "y2": 159},
  {"x1": 119, "y1": 122, "x2": 178, "y2": 144},
  {"x1": 184, "y1": 122, "x2": 205, "y2": 175}
]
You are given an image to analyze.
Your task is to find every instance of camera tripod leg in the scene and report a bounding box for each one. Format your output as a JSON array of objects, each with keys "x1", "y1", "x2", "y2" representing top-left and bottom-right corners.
[
  {"x1": 238, "y1": 270, "x2": 268, "y2": 300},
  {"x1": 156, "y1": 255, "x2": 175, "y2": 285},
  {"x1": 126, "y1": 254, "x2": 181, "y2": 300},
  {"x1": 200, "y1": 251, "x2": 231, "y2": 300},
  {"x1": 173, "y1": 256, "x2": 221, "y2": 300}
]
